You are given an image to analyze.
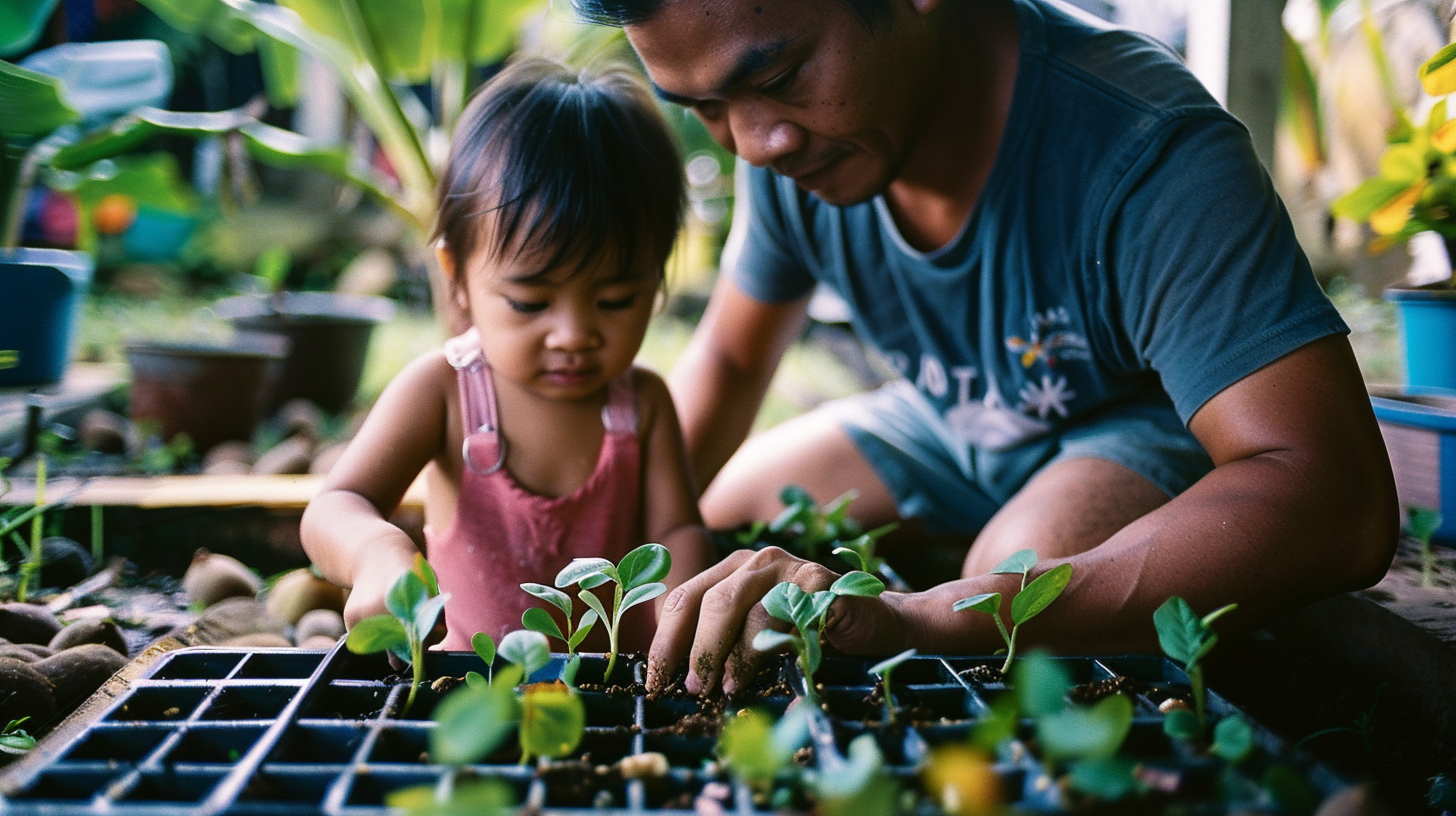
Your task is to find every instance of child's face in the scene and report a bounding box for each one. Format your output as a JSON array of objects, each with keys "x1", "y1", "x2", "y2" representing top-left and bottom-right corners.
[{"x1": 448, "y1": 241, "x2": 659, "y2": 402}]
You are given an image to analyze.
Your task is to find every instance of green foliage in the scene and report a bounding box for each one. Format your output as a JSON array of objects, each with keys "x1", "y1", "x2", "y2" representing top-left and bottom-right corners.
[
  {"x1": 553, "y1": 543, "x2": 670, "y2": 679},
  {"x1": 345, "y1": 555, "x2": 448, "y2": 715},
  {"x1": 464, "y1": 631, "x2": 495, "y2": 688},
  {"x1": 868, "y1": 648, "x2": 915, "y2": 725},
  {"x1": 953, "y1": 549, "x2": 1073, "y2": 673},
  {"x1": 1405, "y1": 507, "x2": 1444, "y2": 589},
  {"x1": 745, "y1": 486, "x2": 899, "y2": 577},
  {"x1": 520, "y1": 581, "x2": 599, "y2": 658},
  {"x1": 253, "y1": 244, "x2": 291, "y2": 293},
  {"x1": 497, "y1": 629, "x2": 549, "y2": 680},
  {"x1": 13, "y1": 455, "x2": 46, "y2": 602},
  {"x1": 811, "y1": 733, "x2": 899, "y2": 816},
  {"x1": 386, "y1": 776, "x2": 514, "y2": 816},
  {"x1": 1153, "y1": 596, "x2": 1237, "y2": 734},
  {"x1": 0, "y1": 718, "x2": 36, "y2": 756},
  {"x1": 754, "y1": 571, "x2": 886, "y2": 701},
  {"x1": 432, "y1": 665, "x2": 522, "y2": 765},
  {"x1": 716, "y1": 705, "x2": 810, "y2": 793}
]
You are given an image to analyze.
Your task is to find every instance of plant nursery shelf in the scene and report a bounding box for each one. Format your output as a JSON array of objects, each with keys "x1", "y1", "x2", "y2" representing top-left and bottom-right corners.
[{"x1": 0, "y1": 645, "x2": 1349, "y2": 815}]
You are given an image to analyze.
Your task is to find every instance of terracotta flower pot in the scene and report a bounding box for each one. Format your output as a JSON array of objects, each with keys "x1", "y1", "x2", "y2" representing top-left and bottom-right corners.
[
  {"x1": 125, "y1": 335, "x2": 289, "y2": 454},
  {"x1": 213, "y1": 292, "x2": 395, "y2": 414}
]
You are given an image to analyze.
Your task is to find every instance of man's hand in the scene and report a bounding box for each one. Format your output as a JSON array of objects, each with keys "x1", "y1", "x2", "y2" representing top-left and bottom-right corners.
[{"x1": 646, "y1": 546, "x2": 915, "y2": 693}]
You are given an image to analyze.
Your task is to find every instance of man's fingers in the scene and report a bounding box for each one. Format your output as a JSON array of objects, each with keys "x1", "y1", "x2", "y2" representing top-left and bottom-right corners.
[
  {"x1": 720, "y1": 558, "x2": 839, "y2": 694},
  {"x1": 647, "y1": 549, "x2": 756, "y2": 689},
  {"x1": 683, "y1": 549, "x2": 803, "y2": 694}
]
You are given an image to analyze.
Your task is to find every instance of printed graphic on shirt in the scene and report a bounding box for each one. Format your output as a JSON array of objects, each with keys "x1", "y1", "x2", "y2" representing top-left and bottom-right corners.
[
  {"x1": 889, "y1": 306, "x2": 1091, "y2": 452},
  {"x1": 1005, "y1": 307, "x2": 1090, "y2": 369}
]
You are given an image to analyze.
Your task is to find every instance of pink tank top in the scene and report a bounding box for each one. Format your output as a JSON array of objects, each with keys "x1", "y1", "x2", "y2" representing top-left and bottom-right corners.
[{"x1": 429, "y1": 328, "x2": 651, "y2": 651}]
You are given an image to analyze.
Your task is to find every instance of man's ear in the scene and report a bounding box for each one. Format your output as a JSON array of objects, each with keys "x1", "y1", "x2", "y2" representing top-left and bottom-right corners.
[{"x1": 436, "y1": 243, "x2": 469, "y2": 314}]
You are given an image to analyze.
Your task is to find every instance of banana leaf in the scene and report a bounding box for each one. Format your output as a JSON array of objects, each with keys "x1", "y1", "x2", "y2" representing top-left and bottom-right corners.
[
  {"x1": 1279, "y1": 29, "x2": 1325, "y2": 172},
  {"x1": 0, "y1": 61, "x2": 79, "y2": 139},
  {"x1": 138, "y1": 0, "x2": 301, "y2": 106},
  {"x1": 49, "y1": 106, "x2": 413, "y2": 225},
  {"x1": 0, "y1": 0, "x2": 61, "y2": 59}
]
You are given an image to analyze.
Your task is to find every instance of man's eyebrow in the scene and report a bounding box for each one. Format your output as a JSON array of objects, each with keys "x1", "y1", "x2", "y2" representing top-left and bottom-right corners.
[{"x1": 651, "y1": 39, "x2": 793, "y2": 106}]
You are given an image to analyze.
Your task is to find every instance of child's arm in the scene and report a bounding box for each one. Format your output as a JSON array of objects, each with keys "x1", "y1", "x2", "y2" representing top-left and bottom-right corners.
[
  {"x1": 633, "y1": 368, "x2": 715, "y2": 600},
  {"x1": 301, "y1": 352, "x2": 452, "y2": 628}
]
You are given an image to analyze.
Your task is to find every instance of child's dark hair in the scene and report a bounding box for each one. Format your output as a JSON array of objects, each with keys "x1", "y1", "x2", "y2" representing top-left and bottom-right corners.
[{"x1": 433, "y1": 57, "x2": 685, "y2": 283}]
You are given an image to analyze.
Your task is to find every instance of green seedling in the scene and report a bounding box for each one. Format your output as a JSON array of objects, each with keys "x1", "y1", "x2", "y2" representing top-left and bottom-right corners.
[
  {"x1": 868, "y1": 648, "x2": 916, "y2": 725},
  {"x1": 952, "y1": 550, "x2": 1073, "y2": 674},
  {"x1": 752, "y1": 571, "x2": 886, "y2": 704},
  {"x1": 809, "y1": 732, "x2": 900, "y2": 816},
  {"x1": 521, "y1": 581, "x2": 600, "y2": 680},
  {"x1": 554, "y1": 542, "x2": 671, "y2": 679},
  {"x1": 434, "y1": 642, "x2": 587, "y2": 766},
  {"x1": 767, "y1": 485, "x2": 894, "y2": 562},
  {"x1": 830, "y1": 524, "x2": 898, "y2": 579},
  {"x1": 14, "y1": 455, "x2": 46, "y2": 602},
  {"x1": 717, "y1": 705, "x2": 811, "y2": 796},
  {"x1": 1153, "y1": 596, "x2": 1238, "y2": 738},
  {"x1": 345, "y1": 555, "x2": 449, "y2": 715},
  {"x1": 1015, "y1": 651, "x2": 1138, "y2": 800},
  {"x1": 0, "y1": 718, "x2": 36, "y2": 756},
  {"x1": 254, "y1": 244, "x2": 291, "y2": 295},
  {"x1": 464, "y1": 632, "x2": 496, "y2": 689},
  {"x1": 1406, "y1": 507, "x2": 1443, "y2": 588}
]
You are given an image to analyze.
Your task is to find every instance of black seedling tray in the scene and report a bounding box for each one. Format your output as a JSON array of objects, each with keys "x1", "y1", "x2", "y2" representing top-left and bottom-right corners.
[{"x1": 0, "y1": 644, "x2": 1347, "y2": 814}]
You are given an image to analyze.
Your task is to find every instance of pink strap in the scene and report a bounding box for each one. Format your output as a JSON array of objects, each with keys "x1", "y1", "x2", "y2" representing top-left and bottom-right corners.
[{"x1": 445, "y1": 329, "x2": 505, "y2": 475}]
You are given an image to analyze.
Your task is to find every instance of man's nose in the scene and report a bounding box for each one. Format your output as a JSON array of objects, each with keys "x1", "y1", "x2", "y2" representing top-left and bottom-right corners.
[{"x1": 725, "y1": 103, "x2": 806, "y2": 168}]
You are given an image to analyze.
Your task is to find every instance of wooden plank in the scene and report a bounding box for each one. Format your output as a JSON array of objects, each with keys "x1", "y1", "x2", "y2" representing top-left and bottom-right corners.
[{"x1": 0, "y1": 472, "x2": 427, "y2": 510}]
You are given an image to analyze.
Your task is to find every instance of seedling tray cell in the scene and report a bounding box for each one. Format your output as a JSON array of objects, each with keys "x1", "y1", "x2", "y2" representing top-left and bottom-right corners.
[{"x1": 0, "y1": 646, "x2": 1352, "y2": 814}]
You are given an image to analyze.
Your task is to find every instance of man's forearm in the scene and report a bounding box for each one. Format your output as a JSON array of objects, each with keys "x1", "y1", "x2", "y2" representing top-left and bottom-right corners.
[{"x1": 895, "y1": 450, "x2": 1398, "y2": 657}]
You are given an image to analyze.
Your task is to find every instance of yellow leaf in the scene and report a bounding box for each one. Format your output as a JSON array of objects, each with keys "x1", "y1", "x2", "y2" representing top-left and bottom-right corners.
[
  {"x1": 1422, "y1": 43, "x2": 1456, "y2": 95},
  {"x1": 1371, "y1": 182, "x2": 1426, "y2": 235},
  {"x1": 1434, "y1": 119, "x2": 1456, "y2": 153}
]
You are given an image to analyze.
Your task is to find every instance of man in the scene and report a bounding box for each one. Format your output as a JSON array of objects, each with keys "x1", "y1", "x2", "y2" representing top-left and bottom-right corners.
[{"x1": 580, "y1": 0, "x2": 1399, "y2": 693}]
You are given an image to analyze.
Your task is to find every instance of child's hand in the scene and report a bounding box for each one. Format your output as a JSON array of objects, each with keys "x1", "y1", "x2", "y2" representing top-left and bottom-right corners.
[{"x1": 342, "y1": 548, "x2": 417, "y2": 630}]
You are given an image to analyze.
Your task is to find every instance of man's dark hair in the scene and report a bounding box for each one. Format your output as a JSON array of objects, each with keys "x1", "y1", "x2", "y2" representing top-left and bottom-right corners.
[
  {"x1": 432, "y1": 57, "x2": 685, "y2": 283},
  {"x1": 572, "y1": 0, "x2": 893, "y2": 30}
]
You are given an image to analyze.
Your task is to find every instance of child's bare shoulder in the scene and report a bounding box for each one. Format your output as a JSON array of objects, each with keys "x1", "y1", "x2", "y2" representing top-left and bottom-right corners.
[
  {"x1": 628, "y1": 365, "x2": 676, "y2": 428},
  {"x1": 377, "y1": 348, "x2": 455, "y2": 402}
]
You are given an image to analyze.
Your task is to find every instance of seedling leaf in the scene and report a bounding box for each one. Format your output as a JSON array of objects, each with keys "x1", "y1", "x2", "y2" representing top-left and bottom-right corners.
[
  {"x1": 972, "y1": 695, "x2": 1019, "y2": 752},
  {"x1": 578, "y1": 572, "x2": 612, "y2": 590},
  {"x1": 567, "y1": 608, "x2": 598, "y2": 650},
  {"x1": 830, "y1": 571, "x2": 886, "y2": 597},
  {"x1": 499, "y1": 630, "x2": 550, "y2": 679},
  {"x1": 1212, "y1": 715, "x2": 1254, "y2": 763},
  {"x1": 952, "y1": 593, "x2": 1001, "y2": 615},
  {"x1": 752, "y1": 629, "x2": 797, "y2": 652},
  {"x1": 1037, "y1": 693, "x2": 1133, "y2": 760},
  {"x1": 762, "y1": 581, "x2": 806, "y2": 625},
  {"x1": 346, "y1": 614, "x2": 408, "y2": 654},
  {"x1": 521, "y1": 583, "x2": 571, "y2": 617},
  {"x1": 523, "y1": 607, "x2": 565, "y2": 641},
  {"x1": 465, "y1": 671, "x2": 487, "y2": 689},
  {"x1": 816, "y1": 733, "x2": 885, "y2": 797},
  {"x1": 386, "y1": 569, "x2": 427, "y2": 621},
  {"x1": 620, "y1": 582, "x2": 667, "y2": 616},
  {"x1": 472, "y1": 632, "x2": 496, "y2": 668},
  {"x1": 413, "y1": 593, "x2": 449, "y2": 642},
  {"x1": 577, "y1": 590, "x2": 610, "y2": 634},
  {"x1": 1068, "y1": 757, "x2": 1140, "y2": 800},
  {"x1": 562, "y1": 653, "x2": 582, "y2": 686},
  {"x1": 1013, "y1": 651, "x2": 1070, "y2": 718},
  {"x1": 991, "y1": 549, "x2": 1037, "y2": 575},
  {"x1": 869, "y1": 648, "x2": 916, "y2": 677},
  {"x1": 1010, "y1": 563, "x2": 1072, "y2": 625},
  {"x1": 1163, "y1": 708, "x2": 1201, "y2": 740},
  {"x1": 807, "y1": 590, "x2": 836, "y2": 628},
  {"x1": 519, "y1": 684, "x2": 585, "y2": 760},
  {"x1": 1153, "y1": 596, "x2": 1202, "y2": 667},
  {"x1": 413, "y1": 554, "x2": 439, "y2": 597},
  {"x1": 555, "y1": 558, "x2": 616, "y2": 588},
  {"x1": 431, "y1": 666, "x2": 522, "y2": 765},
  {"x1": 832, "y1": 546, "x2": 866, "y2": 572},
  {"x1": 617, "y1": 543, "x2": 670, "y2": 590}
]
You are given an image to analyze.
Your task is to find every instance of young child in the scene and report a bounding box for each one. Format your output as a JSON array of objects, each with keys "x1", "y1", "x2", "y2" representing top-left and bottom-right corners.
[{"x1": 300, "y1": 57, "x2": 712, "y2": 651}]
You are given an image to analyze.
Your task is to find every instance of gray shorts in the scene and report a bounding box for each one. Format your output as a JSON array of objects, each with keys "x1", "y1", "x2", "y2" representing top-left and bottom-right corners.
[{"x1": 826, "y1": 381, "x2": 1214, "y2": 535}]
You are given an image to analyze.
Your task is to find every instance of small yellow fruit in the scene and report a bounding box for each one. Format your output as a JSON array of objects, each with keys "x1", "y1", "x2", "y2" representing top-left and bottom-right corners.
[{"x1": 924, "y1": 745, "x2": 1003, "y2": 816}]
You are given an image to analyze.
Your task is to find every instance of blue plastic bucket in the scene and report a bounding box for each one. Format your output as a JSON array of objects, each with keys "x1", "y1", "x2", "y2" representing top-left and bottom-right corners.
[
  {"x1": 0, "y1": 248, "x2": 94, "y2": 388},
  {"x1": 1371, "y1": 390, "x2": 1456, "y2": 543}
]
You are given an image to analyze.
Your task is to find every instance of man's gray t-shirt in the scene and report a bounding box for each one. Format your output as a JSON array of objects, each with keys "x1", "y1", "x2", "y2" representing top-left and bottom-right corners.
[{"x1": 731, "y1": 0, "x2": 1348, "y2": 454}]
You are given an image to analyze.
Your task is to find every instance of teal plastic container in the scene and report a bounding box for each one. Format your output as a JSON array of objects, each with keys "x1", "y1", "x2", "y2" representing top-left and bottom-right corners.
[
  {"x1": 0, "y1": 248, "x2": 94, "y2": 387},
  {"x1": 1386, "y1": 285, "x2": 1456, "y2": 395}
]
